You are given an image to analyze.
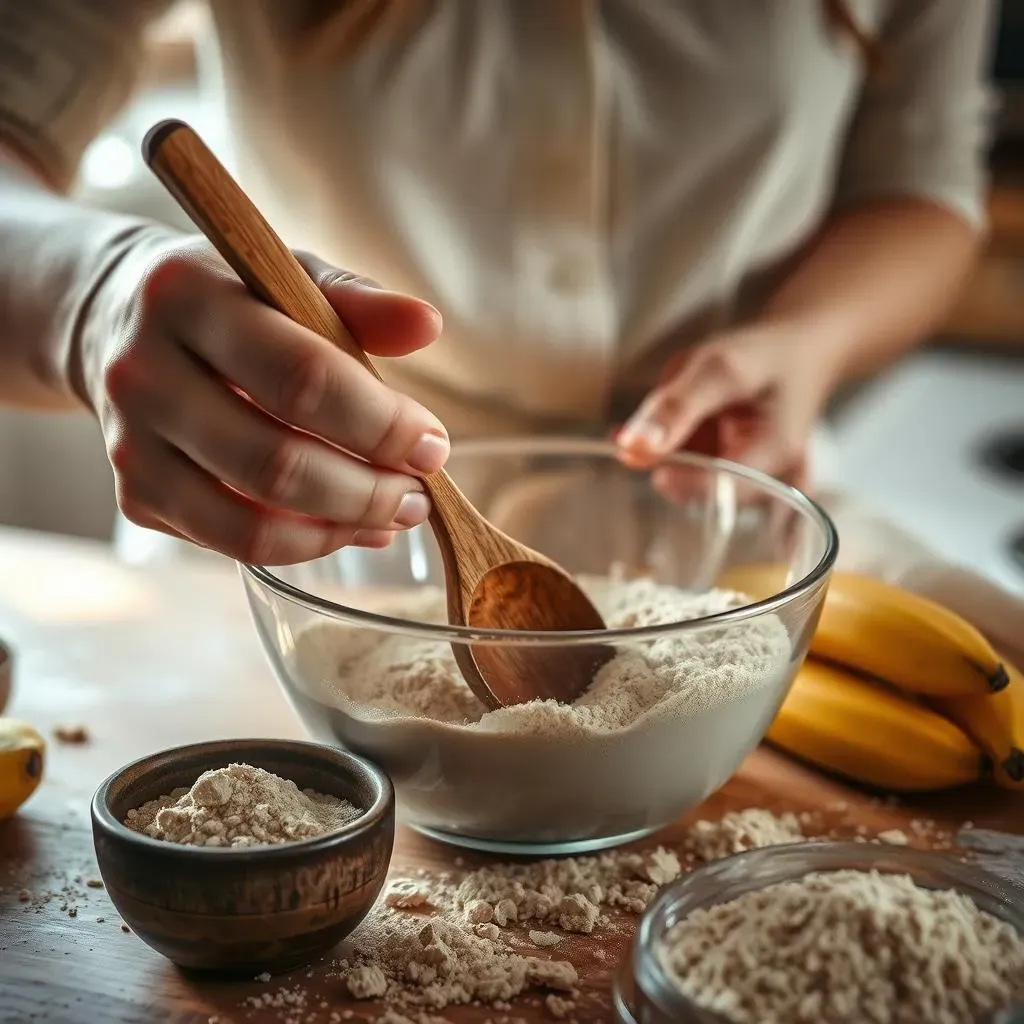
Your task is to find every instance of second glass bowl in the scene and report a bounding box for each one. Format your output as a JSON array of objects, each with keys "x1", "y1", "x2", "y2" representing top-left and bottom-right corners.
[{"x1": 614, "y1": 841, "x2": 1024, "y2": 1024}]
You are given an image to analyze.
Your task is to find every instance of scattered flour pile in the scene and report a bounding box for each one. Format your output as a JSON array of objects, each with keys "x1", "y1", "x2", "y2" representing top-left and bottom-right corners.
[
  {"x1": 685, "y1": 808, "x2": 808, "y2": 861},
  {"x1": 335, "y1": 844, "x2": 684, "y2": 1015},
  {"x1": 124, "y1": 763, "x2": 362, "y2": 848},
  {"x1": 454, "y1": 845, "x2": 682, "y2": 925},
  {"x1": 658, "y1": 869, "x2": 1024, "y2": 1024},
  {"x1": 341, "y1": 915, "x2": 578, "y2": 1009},
  {"x1": 297, "y1": 576, "x2": 791, "y2": 735}
]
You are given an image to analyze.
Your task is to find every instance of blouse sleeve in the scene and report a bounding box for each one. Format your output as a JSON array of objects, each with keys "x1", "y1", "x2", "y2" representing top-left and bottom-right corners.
[
  {"x1": 0, "y1": 0, "x2": 172, "y2": 190},
  {"x1": 835, "y1": 0, "x2": 999, "y2": 230}
]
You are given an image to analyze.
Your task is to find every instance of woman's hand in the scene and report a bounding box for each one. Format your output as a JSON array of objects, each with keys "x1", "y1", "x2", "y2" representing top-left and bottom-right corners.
[
  {"x1": 79, "y1": 235, "x2": 450, "y2": 565},
  {"x1": 615, "y1": 322, "x2": 842, "y2": 494}
]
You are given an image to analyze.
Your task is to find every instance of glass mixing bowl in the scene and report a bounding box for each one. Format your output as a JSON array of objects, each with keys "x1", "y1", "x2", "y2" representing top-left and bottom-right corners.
[
  {"x1": 613, "y1": 841, "x2": 1024, "y2": 1024},
  {"x1": 240, "y1": 438, "x2": 837, "y2": 854}
]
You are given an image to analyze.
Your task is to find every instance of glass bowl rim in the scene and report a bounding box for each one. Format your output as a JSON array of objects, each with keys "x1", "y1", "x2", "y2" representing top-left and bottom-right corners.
[
  {"x1": 626, "y1": 839, "x2": 1024, "y2": 1023},
  {"x1": 239, "y1": 437, "x2": 839, "y2": 645}
]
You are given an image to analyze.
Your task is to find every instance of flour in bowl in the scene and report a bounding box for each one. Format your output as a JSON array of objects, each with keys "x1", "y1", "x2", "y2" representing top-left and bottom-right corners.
[
  {"x1": 124, "y1": 763, "x2": 363, "y2": 848},
  {"x1": 658, "y1": 869, "x2": 1024, "y2": 1024},
  {"x1": 294, "y1": 576, "x2": 790, "y2": 736}
]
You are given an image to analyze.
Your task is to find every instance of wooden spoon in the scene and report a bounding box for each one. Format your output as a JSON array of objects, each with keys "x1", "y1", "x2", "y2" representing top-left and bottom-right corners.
[{"x1": 142, "y1": 119, "x2": 612, "y2": 709}]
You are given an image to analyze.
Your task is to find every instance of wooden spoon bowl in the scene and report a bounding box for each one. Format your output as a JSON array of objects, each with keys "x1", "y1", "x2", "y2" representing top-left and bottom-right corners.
[{"x1": 142, "y1": 119, "x2": 612, "y2": 709}]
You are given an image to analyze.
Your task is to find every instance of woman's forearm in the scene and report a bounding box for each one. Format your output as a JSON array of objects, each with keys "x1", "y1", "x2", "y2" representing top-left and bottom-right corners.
[
  {"x1": 759, "y1": 199, "x2": 982, "y2": 385},
  {"x1": 0, "y1": 149, "x2": 163, "y2": 410}
]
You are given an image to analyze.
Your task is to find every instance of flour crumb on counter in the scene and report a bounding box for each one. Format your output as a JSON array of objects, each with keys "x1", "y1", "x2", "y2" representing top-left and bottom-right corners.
[
  {"x1": 544, "y1": 993, "x2": 576, "y2": 1019},
  {"x1": 877, "y1": 828, "x2": 910, "y2": 846},
  {"x1": 243, "y1": 983, "x2": 308, "y2": 1014},
  {"x1": 529, "y1": 930, "x2": 562, "y2": 948},
  {"x1": 684, "y1": 808, "x2": 806, "y2": 861},
  {"x1": 14, "y1": 871, "x2": 105, "y2": 919},
  {"x1": 54, "y1": 723, "x2": 90, "y2": 744},
  {"x1": 345, "y1": 964, "x2": 388, "y2": 999},
  {"x1": 384, "y1": 880, "x2": 434, "y2": 910},
  {"x1": 657, "y1": 868, "x2": 1024, "y2": 1024}
]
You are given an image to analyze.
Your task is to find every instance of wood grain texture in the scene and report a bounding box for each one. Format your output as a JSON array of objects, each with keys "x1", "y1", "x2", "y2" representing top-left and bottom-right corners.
[
  {"x1": 141, "y1": 119, "x2": 609, "y2": 709},
  {"x1": 0, "y1": 527, "x2": 1020, "y2": 1023}
]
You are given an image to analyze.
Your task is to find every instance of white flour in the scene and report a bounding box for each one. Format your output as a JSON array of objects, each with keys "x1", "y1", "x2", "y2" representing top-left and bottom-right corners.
[
  {"x1": 124, "y1": 763, "x2": 363, "y2": 848},
  {"x1": 289, "y1": 576, "x2": 793, "y2": 843},
  {"x1": 685, "y1": 808, "x2": 808, "y2": 861},
  {"x1": 296, "y1": 576, "x2": 790, "y2": 737},
  {"x1": 658, "y1": 869, "x2": 1024, "y2": 1024}
]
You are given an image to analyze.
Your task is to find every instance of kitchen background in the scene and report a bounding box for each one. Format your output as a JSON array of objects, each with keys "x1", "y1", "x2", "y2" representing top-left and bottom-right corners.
[{"x1": 1, "y1": 2, "x2": 1023, "y2": 596}]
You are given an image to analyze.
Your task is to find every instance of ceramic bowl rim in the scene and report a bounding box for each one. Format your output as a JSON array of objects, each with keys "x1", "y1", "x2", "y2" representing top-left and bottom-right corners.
[
  {"x1": 240, "y1": 437, "x2": 839, "y2": 644},
  {"x1": 91, "y1": 737, "x2": 395, "y2": 861}
]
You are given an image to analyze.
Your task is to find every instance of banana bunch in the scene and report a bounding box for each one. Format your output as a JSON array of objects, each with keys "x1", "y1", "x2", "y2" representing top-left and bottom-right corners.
[
  {"x1": 0, "y1": 719, "x2": 45, "y2": 820},
  {"x1": 721, "y1": 566, "x2": 1024, "y2": 793}
]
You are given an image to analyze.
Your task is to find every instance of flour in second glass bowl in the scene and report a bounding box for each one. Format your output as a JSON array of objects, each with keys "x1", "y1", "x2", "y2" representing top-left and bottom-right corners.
[{"x1": 293, "y1": 576, "x2": 792, "y2": 739}]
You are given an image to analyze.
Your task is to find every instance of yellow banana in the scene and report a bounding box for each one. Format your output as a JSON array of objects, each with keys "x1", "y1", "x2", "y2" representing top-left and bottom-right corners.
[
  {"x1": 930, "y1": 658, "x2": 1024, "y2": 791},
  {"x1": 0, "y1": 719, "x2": 45, "y2": 819},
  {"x1": 720, "y1": 564, "x2": 1008, "y2": 698},
  {"x1": 767, "y1": 658, "x2": 987, "y2": 791},
  {"x1": 718, "y1": 562, "x2": 793, "y2": 601}
]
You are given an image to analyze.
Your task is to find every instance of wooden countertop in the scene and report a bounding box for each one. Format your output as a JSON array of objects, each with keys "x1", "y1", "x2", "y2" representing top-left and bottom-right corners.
[{"x1": 0, "y1": 527, "x2": 1020, "y2": 1024}]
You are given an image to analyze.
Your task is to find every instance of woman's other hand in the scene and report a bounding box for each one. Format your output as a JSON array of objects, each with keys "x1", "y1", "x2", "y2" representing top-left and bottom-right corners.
[
  {"x1": 615, "y1": 323, "x2": 842, "y2": 495},
  {"x1": 79, "y1": 238, "x2": 449, "y2": 565}
]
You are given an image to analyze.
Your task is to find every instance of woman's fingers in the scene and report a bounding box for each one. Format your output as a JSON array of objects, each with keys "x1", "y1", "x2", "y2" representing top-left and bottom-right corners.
[
  {"x1": 142, "y1": 245, "x2": 451, "y2": 476},
  {"x1": 113, "y1": 433, "x2": 394, "y2": 564},
  {"x1": 93, "y1": 239, "x2": 445, "y2": 565},
  {"x1": 617, "y1": 344, "x2": 764, "y2": 468},
  {"x1": 131, "y1": 342, "x2": 431, "y2": 530}
]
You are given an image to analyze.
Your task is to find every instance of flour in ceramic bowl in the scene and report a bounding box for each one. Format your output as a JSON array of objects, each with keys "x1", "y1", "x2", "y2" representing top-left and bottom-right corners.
[{"x1": 294, "y1": 576, "x2": 790, "y2": 738}]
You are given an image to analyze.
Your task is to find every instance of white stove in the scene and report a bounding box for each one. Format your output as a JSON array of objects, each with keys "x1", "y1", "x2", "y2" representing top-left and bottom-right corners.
[{"x1": 830, "y1": 349, "x2": 1024, "y2": 597}]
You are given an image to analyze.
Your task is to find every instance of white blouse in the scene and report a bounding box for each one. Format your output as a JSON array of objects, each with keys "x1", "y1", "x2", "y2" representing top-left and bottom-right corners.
[
  {"x1": 0, "y1": 0, "x2": 996, "y2": 439},
  {"x1": 0, "y1": 1, "x2": 997, "y2": 564}
]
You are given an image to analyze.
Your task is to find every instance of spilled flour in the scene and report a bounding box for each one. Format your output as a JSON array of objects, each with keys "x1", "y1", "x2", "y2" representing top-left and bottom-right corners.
[
  {"x1": 685, "y1": 808, "x2": 808, "y2": 862},
  {"x1": 334, "y1": 844, "x2": 684, "y2": 1014},
  {"x1": 124, "y1": 763, "x2": 362, "y2": 848},
  {"x1": 296, "y1": 576, "x2": 790, "y2": 736},
  {"x1": 658, "y1": 869, "x2": 1024, "y2": 1024}
]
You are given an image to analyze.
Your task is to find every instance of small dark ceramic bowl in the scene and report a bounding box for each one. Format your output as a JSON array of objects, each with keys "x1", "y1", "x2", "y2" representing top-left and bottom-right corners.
[{"x1": 91, "y1": 738, "x2": 395, "y2": 974}]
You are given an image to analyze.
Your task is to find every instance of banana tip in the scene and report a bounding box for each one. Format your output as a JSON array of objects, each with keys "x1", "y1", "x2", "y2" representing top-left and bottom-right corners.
[
  {"x1": 1002, "y1": 748, "x2": 1024, "y2": 783},
  {"x1": 987, "y1": 662, "x2": 1011, "y2": 693}
]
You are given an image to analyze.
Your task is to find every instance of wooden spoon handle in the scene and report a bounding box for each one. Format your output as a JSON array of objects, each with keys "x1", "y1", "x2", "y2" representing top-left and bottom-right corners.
[
  {"x1": 142, "y1": 118, "x2": 384, "y2": 384},
  {"x1": 142, "y1": 118, "x2": 477, "y2": 550}
]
